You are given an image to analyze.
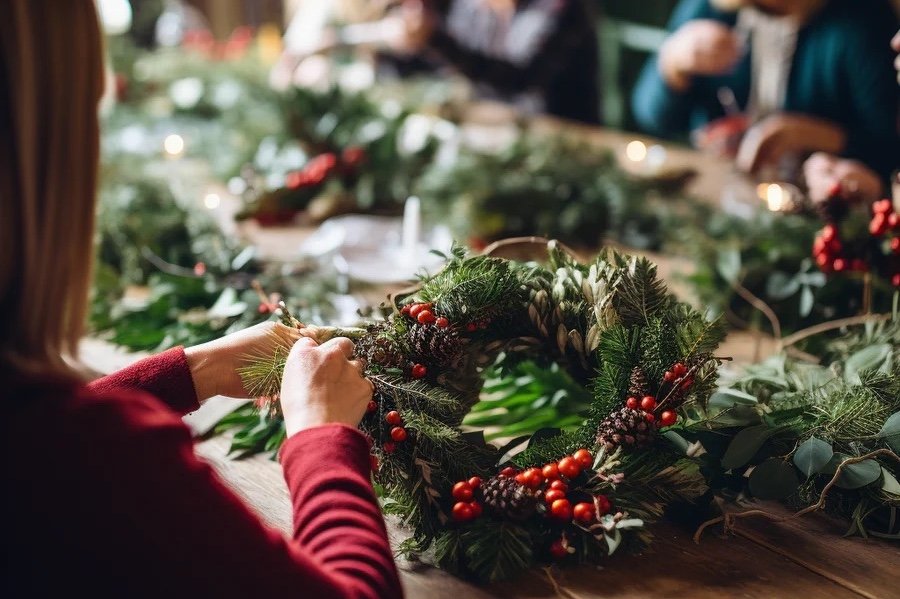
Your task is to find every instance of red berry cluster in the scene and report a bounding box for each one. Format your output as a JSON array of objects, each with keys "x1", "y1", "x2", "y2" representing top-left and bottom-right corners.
[
  {"x1": 812, "y1": 224, "x2": 868, "y2": 274},
  {"x1": 869, "y1": 199, "x2": 900, "y2": 287},
  {"x1": 451, "y1": 449, "x2": 612, "y2": 530},
  {"x1": 624, "y1": 395, "x2": 677, "y2": 427},
  {"x1": 373, "y1": 410, "x2": 409, "y2": 454},
  {"x1": 285, "y1": 152, "x2": 338, "y2": 189},
  {"x1": 449, "y1": 477, "x2": 484, "y2": 522},
  {"x1": 400, "y1": 301, "x2": 447, "y2": 326}
]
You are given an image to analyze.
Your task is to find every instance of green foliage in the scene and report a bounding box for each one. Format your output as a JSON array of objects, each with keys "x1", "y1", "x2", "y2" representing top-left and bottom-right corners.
[{"x1": 687, "y1": 317, "x2": 900, "y2": 536}]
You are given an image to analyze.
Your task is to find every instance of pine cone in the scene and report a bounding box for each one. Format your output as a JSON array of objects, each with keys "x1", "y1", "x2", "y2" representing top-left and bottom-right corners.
[
  {"x1": 628, "y1": 366, "x2": 649, "y2": 398},
  {"x1": 354, "y1": 328, "x2": 407, "y2": 369},
  {"x1": 480, "y1": 475, "x2": 538, "y2": 521},
  {"x1": 596, "y1": 407, "x2": 657, "y2": 451},
  {"x1": 408, "y1": 324, "x2": 466, "y2": 370}
]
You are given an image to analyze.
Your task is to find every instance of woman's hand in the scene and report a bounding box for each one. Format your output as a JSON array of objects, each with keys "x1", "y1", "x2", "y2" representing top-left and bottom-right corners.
[
  {"x1": 735, "y1": 114, "x2": 846, "y2": 174},
  {"x1": 279, "y1": 336, "x2": 374, "y2": 437},
  {"x1": 658, "y1": 20, "x2": 742, "y2": 91},
  {"x1": 803, "y1": 152, "x2": 884, "y2": 204},
  {"x1": 184, "y1": 322, "x2": 300, "y2": 403}
]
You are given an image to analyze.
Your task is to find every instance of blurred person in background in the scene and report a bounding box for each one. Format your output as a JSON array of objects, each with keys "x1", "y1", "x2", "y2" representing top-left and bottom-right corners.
[
  {"x1": 277, "y1": 0, "x2": 601, "y2": 124},
  {"x1": 631, "y1": 0, "x2": 899, "y2": 185},
  {"x1": 802, "y1": 27, "x2": 900, "y2": 205}
]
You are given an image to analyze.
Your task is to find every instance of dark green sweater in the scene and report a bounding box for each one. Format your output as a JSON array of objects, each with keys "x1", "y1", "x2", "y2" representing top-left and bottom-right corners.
[{"x1": 632, "y1": 0, "x2": 899, "y2": 180}]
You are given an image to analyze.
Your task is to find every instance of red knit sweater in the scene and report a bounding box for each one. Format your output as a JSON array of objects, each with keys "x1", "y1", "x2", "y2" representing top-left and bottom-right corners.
[{"x1": 3, "y1": 348, "x2": 403, "y2": 598}]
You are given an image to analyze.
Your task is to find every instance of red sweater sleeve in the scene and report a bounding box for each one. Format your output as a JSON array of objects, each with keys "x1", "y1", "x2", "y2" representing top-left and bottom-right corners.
[
  {"x1": 57, "y1": 388, "x2": 404, "y2": 598},
  {"x1": 88, "y1": 347, "x2": 200, "y2": 414}
]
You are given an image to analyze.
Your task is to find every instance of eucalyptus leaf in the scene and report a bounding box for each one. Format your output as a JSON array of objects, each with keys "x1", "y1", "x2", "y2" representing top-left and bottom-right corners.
[
  {"x1": 832, "y1": 457, "x2": 882, "y2": 490},
  {"x1": 604, "y1": 529, "x2": 622, "y2": 554},
  {"x1": 663, "y1": 430, "x2": 691, "y2": 455},
  {"x1": 765, "y1": 271, "x2": 800, "y2": 300},
  {"x1": 749, "y1": 459, "x2": 800, "y2": 499},
  {"x1": 881, "y1": 468, "x2": 900, "y2": 496},
  {"x1": 793, "y1": 437, "x2": 833, "y2": 477},
  {"x1": 721, "y1": 424, "x2": 775, "y2": 469},
  {"x1": 877, "y1": 412, "x2": 900, "y2": 452},
  {"x1": 716, "y1": 248, "x2": 741, "y2": 284},
  {"x1": 843, "y1": 344, "x2": 891, "y2": 385},
  {"x1": 799, "y1": 285, "x2": 814, "y2": 318}
]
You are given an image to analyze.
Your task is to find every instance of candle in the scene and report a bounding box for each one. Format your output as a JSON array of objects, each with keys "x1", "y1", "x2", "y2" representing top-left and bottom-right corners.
[{"x1": 402, "y1": 196, "x2": 421, "y2": 263}]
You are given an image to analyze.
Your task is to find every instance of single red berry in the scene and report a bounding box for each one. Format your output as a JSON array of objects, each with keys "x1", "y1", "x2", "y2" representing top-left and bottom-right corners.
[
  {"x1": 816, "y1": 253, "x2": 831, "y2": 269},
  {"x1": 891, "y1": 237, "x2": 900, "y2": 253},
  {"x1": 409, "y1": 303, "x2": 428, "y2": 318},
  {"x1": 573, "y1": 502, "x2": 595, "y2": 523},
  {"x1": 821, "y1": 224, "x2": 837, "y2": 243},
  {"x1": 515, "y1": 472, "x2": 528, "y2": 485},
  {"x1": 468, "y1": 476, "x2": 482, "y2": 489},
  {"x1": 889, "y1": 212, "x2": 900, "y2": 229},
  {"x1": 573, "y1": 448, "x2": 593, "y2": 468},
  {"x1": 500, "y1": 466, "x2": 518, "y2": 478},
  {"x1": 870, "y1": 214, "x2": 888, "y2": 236},
  {"x1": 385, "y1": 410, "x2": 402, "y2": 425},
  {"x1": 417, "y1": 309, "x2": 436, "y2": 324},
  {"x1": 435, "y1": 316, "x2": 450, "y2": 328},
  {"x1": 542, "y1": 463, "x2": 560, "y2": 480},
  {"x1": 193, "y1": 262, "x2": 206, "y2": 276},
  {"x1": 660, "y1": 410, "x2": 678, "y2": 427},
  {"x1": 383, "y1": 441, "x2": 396, "y2": 454},
  {"x1": 549, "y1": 539, "x2": 568, "y2": 559},
  {"x1": 625, "y1": 396, "x2": 639, "y2": 409},
  {"x1": 893, "y1": 273, "x2": 900, "y2": 287},
  {"x1": 369, "y1": 454, "x2": 379, "y2": 472},
  {"x1": 851, "y1": 259, "x2": 868, "y2": 272},
  {"x1": 411, "y1": 363, "x2": 427, "y2": 379},
  {"x1": 549, "y1": 480, "x2": 568, "y2": 492},
  {"x1": 544, "y1": 489, "x2": 566, "y2": 504},
  {"x1": 663, "y1": 371, "x2": 675, "y2": 382},
  {"x1": 452, "y1": 481, "x2": 474, "y2": 502},
  {"x1": 827, "y1": 181, "x2": 843, "y2": 198},
  {"x1": 524, "y1": 468, "x2": 544, "y2": 489},
  {"x1": 469, "y1": 501, "x2": 483, "y2": 518},
  {"x1": 558, "y1": 456, "x2": 582, "y2": 479},
  {"x1": 400, "y1": 304, "x2": 411, "y2": 315},
  {"x1": 680, "y1": 376, "x2": 694, "y2": 390},
  {"x1": 640, "y1": 396, "x2": 657, "y2": 411},
  {"x1": 550, "y1": 498, "x2": 572, "y2": 520},
  {"x1": 595, "y1": 494, "x2": 611, "y2": 516},
  {"x1": 673, "y1": 363, "x2": 687, "y2": 376},
  {"x1": 390, "y1": 426, "x2": 408, "y2": 442},
  {"x1": 645, "y1": 412, "x2": 656, "y2": 423},
  {"x1": 465, "y1": 322, "x2": 478, "y2": 332},
  {"x1": 452, "y1": 502, "x2": 474, "y2": 522},
  {"x1": 833, "y1": 258, "x2": 846, "y2": 272},
  {"x1": 366, "y1": 400, "x2": 377, "y2": 413}
]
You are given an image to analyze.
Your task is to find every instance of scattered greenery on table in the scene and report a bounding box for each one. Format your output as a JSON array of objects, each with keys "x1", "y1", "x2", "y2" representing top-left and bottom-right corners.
[{"x1": 680, "y1": 313, "x2": 900, "y2": 538}]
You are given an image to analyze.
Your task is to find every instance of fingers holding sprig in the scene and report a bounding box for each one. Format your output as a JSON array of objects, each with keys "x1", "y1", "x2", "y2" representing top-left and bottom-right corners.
[{"x1": 280, "y1": 335, "x2": 374, "y2": 437}]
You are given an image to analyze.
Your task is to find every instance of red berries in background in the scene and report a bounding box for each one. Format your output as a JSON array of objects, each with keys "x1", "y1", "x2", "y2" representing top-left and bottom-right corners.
[
  {"x1": 411, "y1": 363, "x2": 427, "y2": 379},
  {"x1": 452, "y1": 481, "x2": 474, "y2": 502},
  {"x1": 557, "y1": 456, "x2": 582, "y2": 479},
  {"x1": 390, "y1": 426, "x2": 408, "y2": 442}
]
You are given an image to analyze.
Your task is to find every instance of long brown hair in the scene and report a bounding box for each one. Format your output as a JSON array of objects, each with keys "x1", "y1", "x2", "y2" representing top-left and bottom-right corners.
[{"x1": 0, "y1": 1, "x2": 105, "y2": 380}]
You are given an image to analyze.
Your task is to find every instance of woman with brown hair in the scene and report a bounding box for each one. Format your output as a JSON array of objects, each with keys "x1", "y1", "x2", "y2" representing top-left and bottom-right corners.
[{"x1": 0, "y1": 2, "x2": 402, "y2": 597}]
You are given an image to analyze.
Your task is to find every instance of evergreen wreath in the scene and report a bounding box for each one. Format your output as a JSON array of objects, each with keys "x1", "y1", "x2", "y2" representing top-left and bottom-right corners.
[{"x1": 238, "y1": 240, "x2": 729, "y2": 582}]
